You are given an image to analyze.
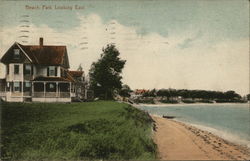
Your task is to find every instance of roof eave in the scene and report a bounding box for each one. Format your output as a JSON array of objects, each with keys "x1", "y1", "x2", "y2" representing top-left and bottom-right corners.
[{"x1": 15, "y1": 42, "x2": 33, "y2": 63}]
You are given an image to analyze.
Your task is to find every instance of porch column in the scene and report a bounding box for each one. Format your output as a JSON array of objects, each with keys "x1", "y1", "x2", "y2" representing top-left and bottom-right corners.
[
  {"x1": 58, "y1": 83, "x2": 60, "y2": 98},
  {"x1": 22, "y1": 81, "x2": 24, "y2": 99},
  {"x1": 44, "y1": 82, "x2": 46, "y2": 98},
  {"x1": 69, "y1": 82, "x2": 71, "y2": 97},
  {"x1": 31, "y1": 82, "x2": 34, "y2": 97},
  {"x1": 56, "y1": 82, "x2": 58, "y2": 97},
  {"x1": 10, "y1": 81, "x2": 13, "y2": 96}
]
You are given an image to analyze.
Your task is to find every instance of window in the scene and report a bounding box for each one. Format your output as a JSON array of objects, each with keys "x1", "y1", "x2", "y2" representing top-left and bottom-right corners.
[
  {"x1": 49, "y1": 66, "x2": 55, "y2": 76},
  {"x1": 23, "y1": 82, "x2": 31, "y2": 92},
  {"x1": 14, "y1": 65, "x2": 19, "y2": 74},
  {"x1": 24, "y1": 64, "x2": 32, "y2": 75},
  {"x1": 47, "y1": 66, "x2": 57, "y2": 76},
  {"x1": 13, "y1": 49, "x2": 20, "y2": 59},
  {"x1": 49, "y1": 84, "x2": 54, "y2": 89},
  {"x1": 46, "y1": 83, "x2": 56, "y2": 92},
  {"x1": 6, "y1": 65, "x2": 9, "y2": 74},
  {"x1": 6, "y1": 82, "x2": 10, "y2": 91},
  {"x1": 14, "y1": 82, "x2": 20, "y2": 92},
  {"x1": 62, "y1": 69, "x2": 65, "y2": 77},
  {"x1": 25, "y1": 82, "x2": 31, "y2": 88}
]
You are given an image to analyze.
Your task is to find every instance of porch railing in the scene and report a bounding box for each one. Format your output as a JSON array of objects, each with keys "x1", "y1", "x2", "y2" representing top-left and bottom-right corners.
[
  {"x1": 33, "y1": 92, "x2": 70, "y2": 98},
  {"x1": 0, "y1": 92, "x2": 6, "y2": 96}
]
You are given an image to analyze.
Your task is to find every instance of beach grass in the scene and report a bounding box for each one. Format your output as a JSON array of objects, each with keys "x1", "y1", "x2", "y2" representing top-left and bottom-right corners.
[{"x1": 1, "y1": 101, "x2": 156, "y2": 160}]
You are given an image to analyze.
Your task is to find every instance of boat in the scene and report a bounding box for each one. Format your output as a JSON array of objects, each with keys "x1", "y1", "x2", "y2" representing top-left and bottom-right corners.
[{"x1": 162, "y1": 115, "x2": 175, "y2": 119}]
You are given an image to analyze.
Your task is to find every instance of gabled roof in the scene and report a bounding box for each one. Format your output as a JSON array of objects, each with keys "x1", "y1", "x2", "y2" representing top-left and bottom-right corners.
[
  {"x1": 68, "y1": 71, "x2": 84, "y2": 77},
  {"x1": 1, "y1": 41, "x2": 70, "y2": 68},
  {"x1": 135, "y1": 89, "x2": 149, "y2": 94}
]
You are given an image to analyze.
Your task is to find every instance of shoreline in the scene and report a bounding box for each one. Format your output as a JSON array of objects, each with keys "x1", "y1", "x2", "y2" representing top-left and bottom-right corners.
[
  {"x1": 136, "y1": 102, "x2": 249, "y2": 107},
  {"x1": 151, "y1": 115, "x2": 250, "y2": 160}
]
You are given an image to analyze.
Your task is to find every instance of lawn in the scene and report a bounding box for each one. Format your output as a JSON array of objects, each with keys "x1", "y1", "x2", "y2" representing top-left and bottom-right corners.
[{"x1": 0, "y1": 101, "x2": 156, "y2": 160}]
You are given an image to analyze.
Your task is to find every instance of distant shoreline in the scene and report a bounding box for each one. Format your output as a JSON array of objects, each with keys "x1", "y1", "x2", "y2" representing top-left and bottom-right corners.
[{"x1": 135, "y1": 102, "x2": 249, "y2": 107}]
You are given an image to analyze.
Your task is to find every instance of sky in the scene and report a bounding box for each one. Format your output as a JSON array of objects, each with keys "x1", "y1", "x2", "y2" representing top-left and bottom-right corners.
[{"x1": 0, "y1": 0, "x2": 249, "y2": 95}]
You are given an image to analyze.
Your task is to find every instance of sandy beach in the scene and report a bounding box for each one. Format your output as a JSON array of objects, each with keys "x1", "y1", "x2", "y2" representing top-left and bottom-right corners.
[{"x1": 152, "y1": 115, "x2": 250, "y2": 160}]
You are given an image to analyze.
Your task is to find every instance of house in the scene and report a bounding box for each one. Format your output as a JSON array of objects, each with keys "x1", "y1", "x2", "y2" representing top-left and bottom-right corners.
[
  {"x1": 0, "y1": 38, "x2": 85, "y2": 102},
  {"x1": 68, "y1": 70, "x2": 85, "y2": 100},
  {"x1": 130, "y1": 89, "x2": 149, "y2": 98}
]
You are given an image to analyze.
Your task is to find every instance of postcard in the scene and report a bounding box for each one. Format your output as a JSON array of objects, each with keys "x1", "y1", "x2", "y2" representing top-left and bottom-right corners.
[{"x1": 0, "y1": 0, "x2": 249, "y2": 160}]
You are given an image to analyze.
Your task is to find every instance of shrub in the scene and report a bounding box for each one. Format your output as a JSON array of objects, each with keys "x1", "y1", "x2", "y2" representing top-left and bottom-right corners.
[
  {"x1": 160, "y1": 99, "x2": 178, "y2": 104},
  {"x1": 182, "y1": 99, "x2": 195, "y2": 103}
]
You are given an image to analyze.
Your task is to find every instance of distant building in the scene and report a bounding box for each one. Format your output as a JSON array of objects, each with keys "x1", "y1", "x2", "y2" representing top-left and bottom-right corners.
[
  {"x1": 0, "y1": 38, "x2": 85, "y2": 102},
  {"x1": 130, "y1": 89, "x2": 149, "y2": 98},
  {"x1": 68, "y1": 70, "x2": 85, "y2": 100}
]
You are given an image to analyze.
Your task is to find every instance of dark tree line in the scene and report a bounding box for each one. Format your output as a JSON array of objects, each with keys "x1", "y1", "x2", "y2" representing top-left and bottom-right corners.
[{"x1": 143, "y1": 88, "x2": 242, "y2": 100}]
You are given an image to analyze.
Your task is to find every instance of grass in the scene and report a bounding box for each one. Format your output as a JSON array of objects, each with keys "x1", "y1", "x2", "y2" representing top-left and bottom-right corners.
[{"x1": 0, "y1": 101, "x2": 156, "y2": 160}]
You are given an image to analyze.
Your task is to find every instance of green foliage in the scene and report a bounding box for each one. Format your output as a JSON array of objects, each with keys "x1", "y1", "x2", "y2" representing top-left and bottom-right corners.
[
  {"x1": 1, "y1": 101, "x2": 156, "y2": 160},
  {"x1": 119, "y1": 84, "x2": 132, "y2": 97},
  {"x1": 160, "y1": 99, "x2": 178, "y2": 104},
  {"x1": 153, "y1": 88, "x2": 242, "y2": 101},
  {"x1": 89, "y1": 44, "x2": 126, "y2": 99},
  {"x1": 134, "y1": 98, "x2": 155, "y2": 104},
  {"x1": 182, "y1": 99, "x2": 196, "y2": 103},
  {"x1": 142, "y1": 89, "x2": 156, "y2": 97},
  {"x1": 196, "y1": 99, "x2": 214, "y2": 103},
  {"x1": 247, "y1": 94, "x2": 250, "y2": 101}
]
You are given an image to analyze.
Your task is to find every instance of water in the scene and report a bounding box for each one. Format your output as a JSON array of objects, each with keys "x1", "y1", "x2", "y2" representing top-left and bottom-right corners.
[{"x1": 137, "y1": 103, "x2": 250, "y2": 148}]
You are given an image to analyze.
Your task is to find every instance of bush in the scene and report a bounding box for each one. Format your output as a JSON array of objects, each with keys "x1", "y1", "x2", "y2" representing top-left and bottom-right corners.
[
  {"x1": 160, "y1": 99, "x2": 178, "y2": 104},
  {"x1": 133, "y1": 98, "x2": 155, "y2": 104},
  {"x1": 215, "y1": 99, "x2": 247, "y2": 103},
  {"x1": 182, "y1": 99, "x2": 195, "y2": 103},
  {"x1": 196, "y1": 99, "x2": 213, "y2": 103}
]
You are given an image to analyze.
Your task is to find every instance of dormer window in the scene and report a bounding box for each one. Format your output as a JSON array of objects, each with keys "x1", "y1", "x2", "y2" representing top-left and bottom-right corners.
[
  {"x1": 13, "y1": 49, "x2": 20, "y2": 59},
  {"x1": 47, "y1": 66, "x2": 57, "y2": 76}
]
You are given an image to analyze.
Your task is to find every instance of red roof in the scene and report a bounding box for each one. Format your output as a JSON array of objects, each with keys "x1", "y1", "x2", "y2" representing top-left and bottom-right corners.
[
  {"x1": 135, "y1": 89, "x2": 149, "y2": 94},
  {"x1": 20, "y1": 43, "x2": 68, "y2": 67},
  {"x1": 0, "y1": 41, "x2": 70, "y2": 68},
  {"x1": 68, "y1": 71, "x2": 84, "y2": 77}
]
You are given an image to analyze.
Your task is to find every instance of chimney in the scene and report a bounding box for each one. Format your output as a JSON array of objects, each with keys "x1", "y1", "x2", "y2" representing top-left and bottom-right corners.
[{"x1": 39, "y1": 37, "x2": 43, "y2": 46}]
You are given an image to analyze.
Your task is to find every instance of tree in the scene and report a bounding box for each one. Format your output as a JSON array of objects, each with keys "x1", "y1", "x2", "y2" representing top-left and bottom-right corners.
[
  {"x1": 143, "y1": 89, "x2": 156, "y2": 97},
  {"x1": 247, "y1": 94, "x2": 250, "y2": 101},
  {"x1": 77, "y1": 64, "x2": 83, "y2": 71},
  {"x1": 119, "y1": 84, "x2": 132, "y2": 97},
  {"x1": 224, "y1": 90, "x2": 241, "y2": 100},
  {"x1": 89, "y1": 44, "x2": 126, "y2": 99}
]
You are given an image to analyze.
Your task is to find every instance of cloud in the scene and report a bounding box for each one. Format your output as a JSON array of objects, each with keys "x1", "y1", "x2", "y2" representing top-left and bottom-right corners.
[
  {"x1": 0, "y1": 13, "x2": 249, "y2": 95},
  {"x1": 178, "y1": 30, "x2": 203, "y2": 49}
]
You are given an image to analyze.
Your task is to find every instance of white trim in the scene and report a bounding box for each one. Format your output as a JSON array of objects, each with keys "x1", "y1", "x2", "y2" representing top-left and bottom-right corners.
[
  {"x1": 15, "y1": 42, "x2": 33, "y2": 63},
  {"x1": 43, "y1": 82, "x2": 46, "y2": 97},
  {"x1": 33, "y1": 81, "x2": 70, "y2": 83},
  {"x1": 22, "y1": 81, "x2": 24, "y2": 98}
]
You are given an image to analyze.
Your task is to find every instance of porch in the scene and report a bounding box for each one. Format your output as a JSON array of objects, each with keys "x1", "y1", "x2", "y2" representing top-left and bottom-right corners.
[
  {"x1": 32, "y1": 81, "x2": 75, "y2": 98},
  {"x1": 3, "y1": 81, "x2": 75, "y2": 102}
]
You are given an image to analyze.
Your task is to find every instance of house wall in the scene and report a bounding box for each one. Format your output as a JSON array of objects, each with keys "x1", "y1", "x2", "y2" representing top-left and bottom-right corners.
[
  {"x1": 6, "y1": 63, "x2": 23, "y2": 81},
  {"x1": 34, "y1": 66, "x2": 61, "y2": 77},
  {"x1": 6, "y1": 92, "x2": 23, "y2": 102},
  {"x1": 35, "y1": 66, "x2": 47, "y2": 77},
  {"x1": 57, "y1": 66, "x2": 61, "y2": 77}
]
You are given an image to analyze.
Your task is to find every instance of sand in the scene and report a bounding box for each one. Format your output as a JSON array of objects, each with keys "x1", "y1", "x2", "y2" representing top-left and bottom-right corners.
[{"x1": 152, "y1": 116, "x2": 250, "y2": 160}]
